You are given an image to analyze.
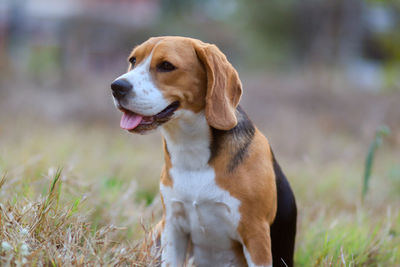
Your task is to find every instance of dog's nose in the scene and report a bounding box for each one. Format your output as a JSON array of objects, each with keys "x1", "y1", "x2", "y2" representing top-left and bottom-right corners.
[{"x1": 111, "y1": 79, "x2": 132, "y2": 99}]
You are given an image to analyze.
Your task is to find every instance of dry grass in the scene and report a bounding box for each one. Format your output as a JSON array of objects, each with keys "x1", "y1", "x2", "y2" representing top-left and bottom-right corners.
[
  {"x1": 0, "y1": 168, "x2": 161, "y2": 266},
  {"x1": 0, "y1": 123, "x2": 164, "y2": 266}
]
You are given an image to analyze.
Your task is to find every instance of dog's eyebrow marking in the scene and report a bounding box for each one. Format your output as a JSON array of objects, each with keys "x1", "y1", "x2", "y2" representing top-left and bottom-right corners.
[{"x1": 209, "y1": 106, "x2": 255, "y2": 172}]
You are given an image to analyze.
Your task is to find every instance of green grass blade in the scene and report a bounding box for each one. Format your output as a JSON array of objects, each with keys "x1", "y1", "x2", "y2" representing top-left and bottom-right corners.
[{"x1": 362, "y1": 126, "x2": 390, "y2": 201}]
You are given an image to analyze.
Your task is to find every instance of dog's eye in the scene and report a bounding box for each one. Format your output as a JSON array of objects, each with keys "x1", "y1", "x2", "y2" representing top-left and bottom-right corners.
[
  {"x1": 157, "y1": 61, "x2": 176, "y2": 72},
  {"x1": 129, "y1": 57, "x2": 136, "y2": 67}
]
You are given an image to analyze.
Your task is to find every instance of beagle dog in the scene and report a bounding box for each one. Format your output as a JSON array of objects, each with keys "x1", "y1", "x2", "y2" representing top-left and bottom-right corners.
[{"x1": 111, "y1": 36, "x2": 297, "y2": 267}]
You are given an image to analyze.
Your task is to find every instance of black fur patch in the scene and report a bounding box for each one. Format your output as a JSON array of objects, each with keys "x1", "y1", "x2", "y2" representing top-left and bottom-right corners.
[
  {"x1": 209, "y1": 106, "x2": 255, "y2": 172},
  {"x1": 270, "y1": 150, "x2": 297, "y2": 267}
]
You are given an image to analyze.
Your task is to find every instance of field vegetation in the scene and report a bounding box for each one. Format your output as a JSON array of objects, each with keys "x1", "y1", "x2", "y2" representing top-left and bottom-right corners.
[{"x1": 1, "y1": 73, "x2": 399, "y2": 266}]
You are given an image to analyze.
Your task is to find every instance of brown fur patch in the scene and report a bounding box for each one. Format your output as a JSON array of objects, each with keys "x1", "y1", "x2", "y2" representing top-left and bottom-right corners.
[
  {"x1": 193, "y1": 42, "x2": 242, "y2": 130},
  {"x1": 210, "y1": 129, "x2": 277, "y2": 265},
  {"x1": 161, "y1": 138, "x2": 173, "y2": 187}
]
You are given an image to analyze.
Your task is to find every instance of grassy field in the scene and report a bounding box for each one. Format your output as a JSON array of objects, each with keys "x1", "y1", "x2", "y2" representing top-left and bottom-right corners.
[
  {"x1": 1, "y1": 75, "x2": 399, "y2": 266},
  {"x1": 0, "y1": 121, "x2": 399, "y2": 266}
]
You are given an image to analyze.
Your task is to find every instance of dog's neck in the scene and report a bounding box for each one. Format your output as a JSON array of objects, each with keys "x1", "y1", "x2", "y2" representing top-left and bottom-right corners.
[{"x1": 161, "y1": 110, "x2": 211, "y2": 170}]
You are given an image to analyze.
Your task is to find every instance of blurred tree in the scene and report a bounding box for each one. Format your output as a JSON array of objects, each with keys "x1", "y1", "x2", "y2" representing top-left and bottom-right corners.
[
  {"x1": 231, "y1": 0, "x2": 297, "y2": 67},
  {"x1": 2, "y1": 0, "x2": 399, "y2": 89},
  {"x1": 296, "y1": 0, "x2": 364, "y2": 65},
  {"x1": 365, "y1": 0, "x2": 400, "y2": 89}
]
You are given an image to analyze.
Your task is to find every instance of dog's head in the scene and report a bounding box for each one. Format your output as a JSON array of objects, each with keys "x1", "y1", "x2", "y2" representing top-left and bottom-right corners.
[{"x1": 111, "y1": 36, "x2": 242, "y2": 134}]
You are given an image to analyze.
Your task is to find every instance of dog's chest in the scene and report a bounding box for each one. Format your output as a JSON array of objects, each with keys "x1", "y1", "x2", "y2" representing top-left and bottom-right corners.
[
  {"x1": 161, "y1": 166, "x2": 241, "y2": 248},
  {"x1": 160, "y1": 111, "x2": 242, "y2": 250}
]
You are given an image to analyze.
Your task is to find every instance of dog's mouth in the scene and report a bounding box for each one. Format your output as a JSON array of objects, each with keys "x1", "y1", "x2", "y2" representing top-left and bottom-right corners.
[{"x1": 119, "y1": 101, "x2": 180, "y2": 133}]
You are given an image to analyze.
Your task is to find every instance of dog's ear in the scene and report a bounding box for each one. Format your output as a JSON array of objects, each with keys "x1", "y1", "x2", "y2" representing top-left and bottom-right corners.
[{"x1": 193, "y1": 42, "x2": 242, "y2": 130}]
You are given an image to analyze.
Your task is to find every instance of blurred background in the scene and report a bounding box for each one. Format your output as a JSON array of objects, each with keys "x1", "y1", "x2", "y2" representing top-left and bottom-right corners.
[
  {"x1": 0, "y1": 0, "x2": 399, "y2": 265},
  {"x1": 1, "y1": 0, "x2": 400, "y2": 151}
]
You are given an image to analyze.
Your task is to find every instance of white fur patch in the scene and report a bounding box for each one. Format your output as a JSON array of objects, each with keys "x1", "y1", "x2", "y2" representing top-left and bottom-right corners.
[
  {"x1": 160, "y1": 110, "x2": 243, "y2": 267},
  {"x1": 114, "y1": 53, "x2": 169, "y2": 116}
]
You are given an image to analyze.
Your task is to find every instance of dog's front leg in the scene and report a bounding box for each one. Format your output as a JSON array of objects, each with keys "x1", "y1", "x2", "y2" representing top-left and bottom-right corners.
[
  {"x1": 240, "y1": 222, "x2": 273, "y2": 267},
  {"x1": 161, "y1": 221, "x2": 189, "y2": 267}
]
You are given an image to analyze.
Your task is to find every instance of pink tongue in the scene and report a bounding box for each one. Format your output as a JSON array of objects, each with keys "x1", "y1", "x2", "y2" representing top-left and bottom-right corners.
[{"x1": 120, "y1": 112, "x2": 143, "y2": 130}]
